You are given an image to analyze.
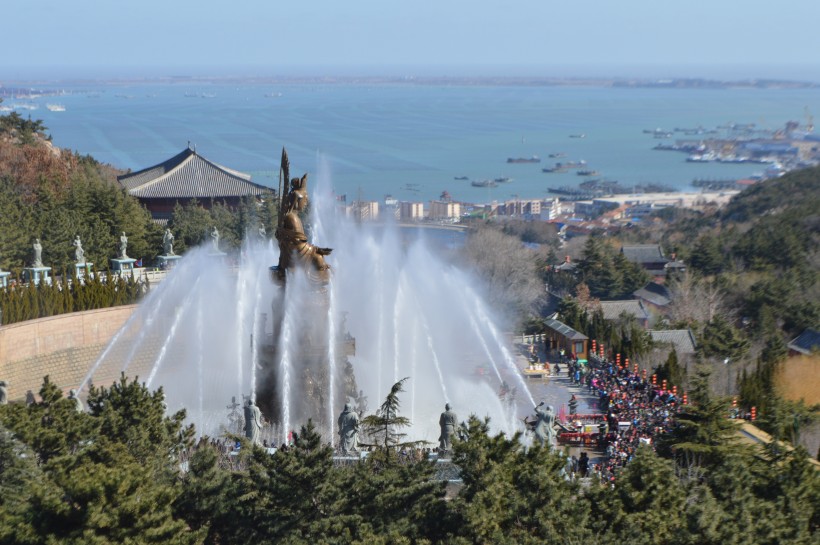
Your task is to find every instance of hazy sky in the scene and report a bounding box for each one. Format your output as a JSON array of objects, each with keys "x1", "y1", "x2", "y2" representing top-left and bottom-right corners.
[{"x1": 5, "y1": 0, "x2": 820, "y2": 80}]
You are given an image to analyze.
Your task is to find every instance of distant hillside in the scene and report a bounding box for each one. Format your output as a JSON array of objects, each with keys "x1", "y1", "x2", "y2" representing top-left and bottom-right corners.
[{"x1": 721, "y1": 166, "x2": 820, "y2": 224}]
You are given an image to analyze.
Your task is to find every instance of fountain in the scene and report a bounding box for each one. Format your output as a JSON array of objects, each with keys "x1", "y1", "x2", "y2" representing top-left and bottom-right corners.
[{"x1": 83, "y1": 150, "x2": 528, "y2": 445}]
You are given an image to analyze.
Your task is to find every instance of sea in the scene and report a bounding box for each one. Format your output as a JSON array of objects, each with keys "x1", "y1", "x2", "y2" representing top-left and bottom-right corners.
[{"x1": 16, "y1": 81, "x2": 820, "y2": 204}]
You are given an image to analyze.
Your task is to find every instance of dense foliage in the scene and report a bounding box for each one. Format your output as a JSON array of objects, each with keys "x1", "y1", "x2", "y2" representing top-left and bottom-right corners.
[
  {"x1": 1, "y1": 377, "x2": 817, "y2": 544},
  {"x1": 0, "y1": 272, "x2": 144, "y2": 325}
]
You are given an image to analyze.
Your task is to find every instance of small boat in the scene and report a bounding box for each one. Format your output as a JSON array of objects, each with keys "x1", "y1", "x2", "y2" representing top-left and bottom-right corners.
[
  {"x1": 569, "y1": 134, "x2": 586, "y2": 138},
  {"x1": 548, "y1": 152, "x2": 567, "y2": 158},
  {"x1": 542, "y1": 166, "x2": 567, "y2": 173},
  {"x1": 507, "y1": 156, "x2": 541, "y2": 164},
  {"x1": 46, "y1": 104, "x2": 66, "y2": 112},
  {"x1": 494, "y1": 177, "x2": 514, "y2": 183},
  {"x1": 472, "y1": 180, "x2": 498, "y2": 188},
  {"x1": 454, "y1": 176, "x2": 469, "y2": 180},
  {"x1": 576, "y1": 170, "x2": 600, "y2": 176}
]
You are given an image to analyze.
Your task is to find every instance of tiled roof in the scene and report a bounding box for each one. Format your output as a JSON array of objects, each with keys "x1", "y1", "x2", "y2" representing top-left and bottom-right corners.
[
  {"x1": 118, "y1": 148, "x2": 269, "y2": 199},
  {"x1": 544, "y1": 318, "x2": 588, "y2": 341},
  {"x1": 599, "y1": 300, "x2": 650, "y2": 322},
  {"x1": 633, "y1": 282, "x2": 672, "y2": 307},
  {"x1": 621, "y1": 244, "x2": 669, "y2": 265},
  {"x1": 788, "y1": 328, "x2": 820, "y2": 355},
  {"x1": 649, "y1": 329, "x2": 697, "y2": 355}
]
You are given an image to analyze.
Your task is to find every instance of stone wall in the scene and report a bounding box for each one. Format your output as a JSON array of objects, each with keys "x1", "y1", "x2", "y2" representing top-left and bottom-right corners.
[{"x1": 0, "y1": 306, "x2": 137, "y2": 401}]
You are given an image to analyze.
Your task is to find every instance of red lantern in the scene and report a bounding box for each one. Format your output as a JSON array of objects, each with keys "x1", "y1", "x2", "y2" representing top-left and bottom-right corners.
[
  {"x1": 662, "y1": 379, "x2": 667, "y2": 391},
  {"x1": 652, "y1": 374, "x2": 657, "y2": 385},
  {"x1": 751, "y1": 406, "x2": 757, "y2": 421},
  {"x1": 682, "y1": 392, "x2": 688, "y2": 405}
]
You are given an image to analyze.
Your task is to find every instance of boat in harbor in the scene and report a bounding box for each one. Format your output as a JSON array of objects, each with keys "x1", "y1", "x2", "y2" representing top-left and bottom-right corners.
[
  {"x1": 507, "y1": 156, "x2": 541, "y2": 164},
  {"x1": 46, "y1": 104, "x2": 66, "y2": 112},
  {"x1": 542, "y1": 166, "x2": 567, "y2": 173},
  {"x1": 576, "y1": 170, "x2": 600, "y2": 176},
  {"x1": 472, "y1": 180, "x2": 498, "y2": 188},
  {"x1": 494, "y1": 177, "x2": 514, "y2": 183},
  {"x1": 454, "y1": 176, "x2": 469, "y2": 180}
]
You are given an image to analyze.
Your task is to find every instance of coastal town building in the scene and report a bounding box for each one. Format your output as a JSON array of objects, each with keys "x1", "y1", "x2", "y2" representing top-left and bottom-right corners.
[
  {"x1": 345, "y1": 200, "x2": 379, "y2": 222},
  {"x1": 400, "y1": 201, "x2": 424, "y2": 222},
  {"x1": 428, "y1": 200, "x2": 462, "y2": 221},
  {"x1": 117, "y1": 146, "x2": 269, "y2": 223}
]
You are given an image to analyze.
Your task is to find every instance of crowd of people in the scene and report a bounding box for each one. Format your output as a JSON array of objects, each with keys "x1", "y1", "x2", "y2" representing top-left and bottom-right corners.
[{"x1": 563, "y1": 356, "x2": 681, "y2": 482}]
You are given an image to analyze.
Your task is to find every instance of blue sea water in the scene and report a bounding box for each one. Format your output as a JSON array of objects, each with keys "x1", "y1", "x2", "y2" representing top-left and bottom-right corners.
[{"x1": 29, "y1": 82, "x2": 820, "y2": 203}]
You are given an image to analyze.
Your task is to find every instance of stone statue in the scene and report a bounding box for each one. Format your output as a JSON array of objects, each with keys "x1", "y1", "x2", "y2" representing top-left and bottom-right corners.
[
  {"x1": 25, "y1": 390, "x2": 36, "y2": 406},
  {"x1": 0, "y1": 381, "x2": 7, "y2": 405},
  {"x1": 337, "y1": 403, "x2": 360, "y2": 455},
  {"x1": 210, "y1": 227, "x2": 220, "y2": 252},
  {"x1": 68, "y1": 388, "x2": 84, "y2": 413},
  {"x1": 532, "y1": 402, "x2": 557, "y2": 448},
  {"x1": 119, "y1": 232, "x2": 128, "y2": 259},
  {"x1": 275, "y1": 169, "x2": 332, "y2": 285},
  {"x1": 243, "y1": 398, "x2": 263, "y2": 445},
  {"x1": 438, "y1": 403, "x2": 458, "y2": 452},
  {"x1": 73, "y1": 236, "x2": 85, "y2": 264},
  {"x1": 32, "y1": 239, "x2": 43, "y2": 268},
  {"x1": 163, "y1": 228, "x2": 175, "y2": 256},
  {"x1": 457, "y1": 420, "x2": 470, "y2": 442}
]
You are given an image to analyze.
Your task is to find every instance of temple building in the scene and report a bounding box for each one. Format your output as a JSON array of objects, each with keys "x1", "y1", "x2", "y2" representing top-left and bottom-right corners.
[{"x1": 117, "y1": 146, "x2": 270, "y2": 222}]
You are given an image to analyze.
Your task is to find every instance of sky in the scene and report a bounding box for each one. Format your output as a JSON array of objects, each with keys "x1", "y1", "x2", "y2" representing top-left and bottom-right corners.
[{"x1": 4, "y1": 0, "x2": 820, "y2": 81}]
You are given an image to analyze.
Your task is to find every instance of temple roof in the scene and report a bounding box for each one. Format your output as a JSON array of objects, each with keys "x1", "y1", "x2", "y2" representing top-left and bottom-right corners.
[
  {"x1": 649, "y1": 329, "x2": 697, "y2": 355},
  {"x1": 620, "y1": 244, "x2": 669, "y2": 265},
  {"x1": 118, "y1": 148, "x2": 268, "y2": 199},
  {"x1": 599, "y1": 300, "x2": 650, "y2": 322},
  {"x1": 543, "y1": 318, "x2": 588, "y2": 341}
]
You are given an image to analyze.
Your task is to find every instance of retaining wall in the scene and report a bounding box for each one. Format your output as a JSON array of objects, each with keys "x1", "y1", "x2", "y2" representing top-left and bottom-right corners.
[{"x1": 0, "y1": 306, "x2": 137, "y2": 401}]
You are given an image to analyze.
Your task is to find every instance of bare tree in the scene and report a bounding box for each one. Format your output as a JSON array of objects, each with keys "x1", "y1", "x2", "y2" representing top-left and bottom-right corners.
[
  {"x1": 461, "y1": 225, "x2": 545, "y2": 323},
  {"x1": 667, "y1": 271, "x2": 728, "y2": 327}
]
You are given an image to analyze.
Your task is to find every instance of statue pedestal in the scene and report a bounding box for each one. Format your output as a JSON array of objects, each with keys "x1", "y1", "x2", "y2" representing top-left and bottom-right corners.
[
  {"x1": 0, "y1": 270, "x2": 10, "y2": 288},
  {"x1": 23, "y1": 267, "x2": 52, "y2": 286},
  {"x1": 74, "y1": 262, "x2": 94, "y2": 280},
  {"x1": 157, "y1": 254, "x2": 181, "y2": 270},
  {"x1": 110, "y1": 257, "x2": 137, "y2": 277}
]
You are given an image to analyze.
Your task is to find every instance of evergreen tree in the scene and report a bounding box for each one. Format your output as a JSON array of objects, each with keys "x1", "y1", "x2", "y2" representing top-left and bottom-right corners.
[{"x1": 361, "y1": 378, "x2": 422, "y2": 450}]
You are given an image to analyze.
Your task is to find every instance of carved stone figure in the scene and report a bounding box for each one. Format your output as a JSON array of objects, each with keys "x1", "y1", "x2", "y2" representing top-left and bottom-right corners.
[
  {"x1": 438, "y1": 403, "x2": 458, "y2": 452},
  {"x1": 119, "y1": 232, "x2": 128, "y2": 258},
  {"x1": 73, "y1": 236, "x2": 85, "y2": 264},
  {"x1": 25, "y1": 390, "x2": 36, "y2": 405},
  {"x1": 244, "y1": 398, "x2": 263, "y2": 445},
  {"x1": 163, "y1": 229, "x2": 175, "y2": 256},
  {"x1": 210, "y1": 227, "x2": 220, "y2": 252},
  {"x1": 32, "y1": 239, "x2": 43, "y2": 268},
  {"x1": 532, "y1": 402, "x2": 557, "y2": 448},
  {"x1": 68, "y1": 389, "x2": 84, "y2": 413},
  {"x1": 275, "y1": 172, "x2": 332, "y2": 285},
  {"x1": 337, "y1": 403, "x2": 360, "y2": 455},
  {"x1": 0, "y1": 381, "x2": 7, "y2": 405}
]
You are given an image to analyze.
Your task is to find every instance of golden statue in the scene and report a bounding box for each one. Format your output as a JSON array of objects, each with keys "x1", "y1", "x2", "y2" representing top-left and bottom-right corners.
[{"x1": 274, "y1": 149, "x2": 332, "y2": 285}]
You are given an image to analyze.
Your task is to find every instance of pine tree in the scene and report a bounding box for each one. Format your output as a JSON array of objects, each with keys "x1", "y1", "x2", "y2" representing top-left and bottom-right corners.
[{"x1": 361, "y1": 378, "x2": 423, "y2": 450}]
